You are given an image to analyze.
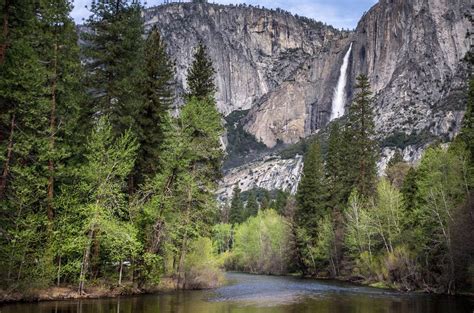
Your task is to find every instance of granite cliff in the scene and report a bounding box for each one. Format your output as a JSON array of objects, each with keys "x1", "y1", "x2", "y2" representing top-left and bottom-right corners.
[{"x1": 143, "y1": 0, "x2": 472, "y2": 201}]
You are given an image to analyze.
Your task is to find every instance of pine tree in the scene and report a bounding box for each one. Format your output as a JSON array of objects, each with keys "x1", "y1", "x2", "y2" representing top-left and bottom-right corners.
[
  {"x1": 186, "y1": 42, "x2": 216, "y2": 100},
  {"x1": 326, "y1": 121, "x2": 352, "y2": 207},
  {"x1": 274, "y1": 190, "x2": 288, "y2": 214},
  {"x1": 82, "y1": 0, "x2": 145, "y2": 136},
  {"x1": 260, "y1": 189, "x2": 271, "y2": 210},
  {"x1": 0, "y1": 0, "x2": 85, "y2": 286},
  {"x1": 230, "y1": 184, "x2": 244, "y2": 224},
  {"x1": 346, "y1": 74, "x2": 378, "y2": 198},
  {"x1": 134, "y1": 26, "x2": 175, "y2": 186},
  {"x1": 295, "y1": 140, "x2": 329, "y2": 231},
  {"x1": 245, "y1": 190, "x2": 259, "y2": 218}
]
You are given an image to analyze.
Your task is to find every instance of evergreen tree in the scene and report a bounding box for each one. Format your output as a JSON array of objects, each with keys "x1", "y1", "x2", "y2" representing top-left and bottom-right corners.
[
  {"x1": 245, "y1": 190, "x2": 259, "y2": 219},
  {"x1": 134, "y1": 26, "x2": 175, "y2": 185},
  {"x1": 260, "y1": 189, "x2": 271, "y2": 210},
  {"x1": 326, "y1": 121, "x2": 352, "y2": 207},
  {"x1": 400, "y1": 166, "x2": 419, "y2": 227},
  {"x1": 295, "y1": 140, "x2": 329, "y2": 230},
  {"x1": 346, "y1": 74, "x2": 378, "y2": 198},
  {"x1": 186, "y1": 42, "x2": 216, "y2": 100},
  {"x1": 0, "y1": 0, "x2": 85, "y2": 287},
  {"x1": 274, "y1": 190, "x2": 288, "y2": 214},
  {"x1": 229, "y1": 184, "x2": 244, "y2": 224},
  {"x1": 82, "y1": 0, "x2": 144, "y2": 136}
]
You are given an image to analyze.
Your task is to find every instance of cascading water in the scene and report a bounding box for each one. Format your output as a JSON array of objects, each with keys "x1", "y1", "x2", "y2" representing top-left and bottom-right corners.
[{"x1": 330, "y1": 43, "x2": 353, "y2": 121}]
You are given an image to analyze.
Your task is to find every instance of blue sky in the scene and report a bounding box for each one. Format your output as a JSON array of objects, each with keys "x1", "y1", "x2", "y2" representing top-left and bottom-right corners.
[{"x1": 71, "y1": 0, "x2": 378, "y2": 29}]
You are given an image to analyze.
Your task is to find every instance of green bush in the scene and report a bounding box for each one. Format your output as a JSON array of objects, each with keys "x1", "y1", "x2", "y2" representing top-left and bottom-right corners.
[
  {"x1": 184, "y1": 237, "x2": 225, "y2": 289},
  {"x1": 233, "y1": 209, "x2": 291, "y2": 274}
]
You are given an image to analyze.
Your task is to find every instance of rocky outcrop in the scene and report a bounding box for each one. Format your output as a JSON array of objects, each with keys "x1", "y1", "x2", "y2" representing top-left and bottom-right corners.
[{"x1": 217, "y1": 155, "x2": 303, "y2": 202}]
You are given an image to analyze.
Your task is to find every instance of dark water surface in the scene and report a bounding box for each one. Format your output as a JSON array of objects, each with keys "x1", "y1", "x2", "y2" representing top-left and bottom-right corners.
[{"x1": 2, "y1": 273, "x2": 473, "y2": 313}]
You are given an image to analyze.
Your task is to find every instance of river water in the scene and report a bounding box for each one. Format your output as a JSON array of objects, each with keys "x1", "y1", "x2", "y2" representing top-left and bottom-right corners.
[{"x1": 2, "y1": 273, "x2": 473, "y2": 313}]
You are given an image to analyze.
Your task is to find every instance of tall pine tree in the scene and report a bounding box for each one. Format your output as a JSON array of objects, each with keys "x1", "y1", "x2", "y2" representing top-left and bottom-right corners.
[
  {"x1": 134, "y1": 26, "x2": 175, "y2": 186},
  {"x1": 229, "y1": 184, "x2": 244, "y2": 224},
  {"x1": 186, "y1": 42, "x2": 216, "y2": 100},
  {"x1": 346, "y1": 74, "x2": 378, "y2": 198},
  {"x1": 82, "y1": 0, "x2": 144, "y2": 136},
  {"x1": 295, "y1": 140, "x2": 329, "y2": 231}
]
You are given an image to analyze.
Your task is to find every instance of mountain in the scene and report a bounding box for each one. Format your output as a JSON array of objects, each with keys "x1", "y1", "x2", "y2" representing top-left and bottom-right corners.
[{"x1": 143, "y1": 0, "x2": 472, "y2": 201}]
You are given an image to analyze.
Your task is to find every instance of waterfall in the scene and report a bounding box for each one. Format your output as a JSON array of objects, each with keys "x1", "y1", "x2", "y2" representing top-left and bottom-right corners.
[{"x1": 330, "y1": 43, "x2": 353, "y2": 121}]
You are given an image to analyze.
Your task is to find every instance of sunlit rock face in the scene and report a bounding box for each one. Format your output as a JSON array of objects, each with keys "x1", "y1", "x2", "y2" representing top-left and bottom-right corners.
[{"x1": 217, "y1": 155, "x2": 303, "y2": 203}]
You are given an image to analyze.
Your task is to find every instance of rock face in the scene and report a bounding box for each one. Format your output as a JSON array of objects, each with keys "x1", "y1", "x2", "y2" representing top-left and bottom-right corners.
[
  {"x1": 350, "y1": 0, "x2": 471, "y2": 143},
  {"x1": 217, "y1": 155, "x2": 303, "y2": 202},
  {"x1": 143, "y1": 0, "x2": 471, "y2": 198},
  {"x1": 144, "y1": 4, "x2": 344, "y2": 117}
]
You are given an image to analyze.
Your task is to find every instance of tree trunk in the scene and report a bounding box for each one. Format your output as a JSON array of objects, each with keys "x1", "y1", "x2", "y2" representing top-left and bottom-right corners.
[
  {"x1": 0, "y1": 113, "x2": 15, "y2": 199},
  {"x1": 0, "y1": 0, "x2": 10, "y2": 64},
  {"x1": 118, "y1": 260, "x2": 123, "y2": 286},
  {"x1": 79, "y1": 228, "x2": 94, "y2": 295},
  {"x1": 176, "y1": 234, "x2": 188, "y2": 289}
]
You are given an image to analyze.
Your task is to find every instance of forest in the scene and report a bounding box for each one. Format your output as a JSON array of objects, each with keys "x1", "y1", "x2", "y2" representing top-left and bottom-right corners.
[{"x1": 0, "y1": 0, "x2": 473, "y2": 298}]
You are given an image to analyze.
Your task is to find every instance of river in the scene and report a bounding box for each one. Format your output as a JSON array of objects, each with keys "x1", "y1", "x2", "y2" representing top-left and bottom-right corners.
[{"x1": 1, "y1": 273, "x2": 473, "y2": 313}]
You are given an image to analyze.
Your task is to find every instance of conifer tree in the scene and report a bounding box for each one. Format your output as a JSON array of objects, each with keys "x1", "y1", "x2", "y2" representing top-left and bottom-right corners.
[
  {"x1": 186, "y1": 42, "x2": 216, "y2": 100},
  {"x1": 82, "y1": 0, "x2": 145, "y2": 136},
  {"x1": 0, "y1": 0, "x2": 85, "y2": 286},
  {"x1": 134, "y1": 26, "x2": 175, "y2": 185},
  {"x1": 260, "y1": 189, "x2": 271, "y2": 210},
  {"x1": 245, "y1": 190, "x2": 259, "y2": 218},
  {"x1": 230, "y1": 184, "x2": 244, "y2": 224},
  {"x1": 274, "y1": 190, "x2": 288, "y2": 214},
  {"x1": 346, "y1": 74, "x2": 378, "y2": 198},
  {"x1": 326, "y1": 121, "x2": 352, "y2": 207},
  {"x1": 295, "y1": 140, "x2": 329, "y2": 231}
]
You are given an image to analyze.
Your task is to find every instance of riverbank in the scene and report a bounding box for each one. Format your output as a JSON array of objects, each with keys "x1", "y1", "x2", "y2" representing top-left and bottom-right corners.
[{"x1": 0, "y1": 277, "x2": 181, "y2": 304}]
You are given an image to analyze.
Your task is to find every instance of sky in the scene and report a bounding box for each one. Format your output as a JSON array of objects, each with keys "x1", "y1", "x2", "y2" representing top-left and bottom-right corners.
[{"x1": 71, "y1": 0, "x2": 378, "y2": 30}]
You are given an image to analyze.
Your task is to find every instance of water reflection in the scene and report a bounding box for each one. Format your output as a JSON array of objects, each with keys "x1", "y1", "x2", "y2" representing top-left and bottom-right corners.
[{"x1": 1, "y1": 273, "x2": 473, "y2": 313}]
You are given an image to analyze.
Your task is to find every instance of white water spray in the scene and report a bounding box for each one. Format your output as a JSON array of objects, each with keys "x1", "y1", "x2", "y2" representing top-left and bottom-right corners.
[{"x1": 330, "y1": 43, "x2": 353, "y2": 121}]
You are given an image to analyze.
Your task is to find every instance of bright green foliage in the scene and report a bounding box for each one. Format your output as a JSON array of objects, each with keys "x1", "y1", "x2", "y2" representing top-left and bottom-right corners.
[
  {"x1": 412, "y1": 145, "x2": 470, "y2": 293},
  {"x1": 184, "y1": 237, "x2": 224, "y2": 289},
  {"x1": 212, "y1": 223, "x2": 232, "y2": 254},
  {"x1": 346, "y1": 75, "x2": 378, "y2": 198},
  {"x1": 229, "y1": 184, "x2": 244, "y2": 224},
  {"x1": 82, "y1": 0, "x2": 144, "y2": 136},
  {"x1": 233, "y1": 210, "x2": 291, "y2": 274},
  {"x1": 134, "y1": 26, "x2": 175, "y2": 186},
  {"x1": 76, "y1": 117, "x2": 139, "y2": 292},
  {"x1": 186, "y1": 42, "x2": 216, "y2": 100},
  {"x1": 135, "y1": 97, "x2": 224, "y2": 286},
  {"x1": 345, "y1": 180, "x2": 407, "y2": 284}
]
